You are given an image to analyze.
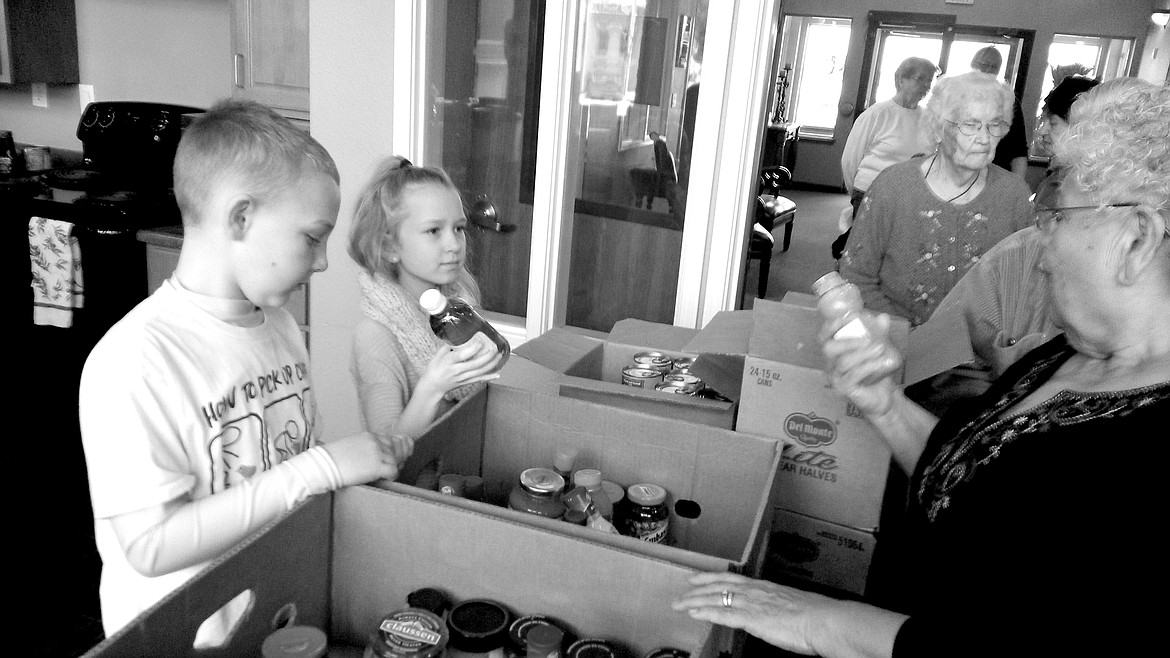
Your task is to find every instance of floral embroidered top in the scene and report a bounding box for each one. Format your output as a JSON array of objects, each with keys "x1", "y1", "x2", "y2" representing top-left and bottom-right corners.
[
  {"x1": 840, "y1": 157, "x2": 1033, "y2": 326},
  {"x1": 876, "y1": 335, "x2": 1170, "y2": 657}
]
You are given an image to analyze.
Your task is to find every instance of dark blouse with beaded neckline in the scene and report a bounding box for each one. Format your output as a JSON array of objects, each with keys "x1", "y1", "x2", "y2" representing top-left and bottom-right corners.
[{"x1": 879, "y1": 335, "x2": 1170, "y2": 657}]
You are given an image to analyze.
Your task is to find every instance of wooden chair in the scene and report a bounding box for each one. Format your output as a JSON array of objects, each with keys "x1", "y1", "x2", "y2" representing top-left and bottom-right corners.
[{"x1": 743, "y1": 165, "x2": 797, "y2": 305}]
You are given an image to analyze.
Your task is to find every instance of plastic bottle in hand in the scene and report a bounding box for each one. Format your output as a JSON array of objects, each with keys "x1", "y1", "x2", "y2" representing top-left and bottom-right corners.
[
  {"x1": 812, "y1": 271, "x2": 880, "y2": 342},
  {"x1": 419, "y1": 289, "x2": 510, "y2": 373},
  {"x1": 562, "y1": 486, "x2": 621, "y2": 535}
]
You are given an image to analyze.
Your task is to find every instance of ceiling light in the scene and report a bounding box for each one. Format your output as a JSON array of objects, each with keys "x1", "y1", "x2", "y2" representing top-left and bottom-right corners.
[{"x1": 1153, "y1": 11, "x2": 1170, "y2": 28}]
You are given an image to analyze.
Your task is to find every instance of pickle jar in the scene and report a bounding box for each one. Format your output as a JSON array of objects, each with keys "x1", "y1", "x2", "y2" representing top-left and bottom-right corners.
[
  {"x1": 621, "y1": 483, "x2": 670, "y2": 543},
  {"x1": 508, "y1": 468, "x2": 566, "y2": 519},
  {"x1": 365, "y1": 607, "x2": 448, "y2": 658},
  {"x1": 565, "y1": 638, "x2": 625, "y2": 658}
]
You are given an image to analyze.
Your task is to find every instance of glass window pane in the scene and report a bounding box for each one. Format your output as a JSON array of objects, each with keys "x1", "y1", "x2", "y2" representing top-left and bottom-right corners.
[
  {"x1": 568, "y1": 0, "x2": 707, "y2": 332},
  {"x1": 786, "y1": 17, "x2": 852, "y2": 132},
  {"x1": 871, "y1": 32, "x2": 943, "y2": 106},
  {"x1": 422, "y1": 0, "x2": 540, "y2": 318}
]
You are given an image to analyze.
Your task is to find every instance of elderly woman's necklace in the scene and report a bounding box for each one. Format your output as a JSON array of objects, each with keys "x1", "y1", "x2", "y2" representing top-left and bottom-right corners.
[{"x1": 926, "y1": 154, "x2": 979, "y2": 203}]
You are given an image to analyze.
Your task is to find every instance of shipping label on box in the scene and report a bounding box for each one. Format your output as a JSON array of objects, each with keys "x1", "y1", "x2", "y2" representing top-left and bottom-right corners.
[
  {"x1": 734, "y1": 299, "x2": 908, "y2": 531},
  {"x1": 765, "y1": 509, "x2": 876, "y2": 597}
]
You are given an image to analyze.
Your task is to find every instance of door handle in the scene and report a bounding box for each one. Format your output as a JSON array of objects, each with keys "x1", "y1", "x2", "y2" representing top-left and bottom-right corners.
[
  {"x1": 468, "y1": 196, "x2": 516, "y2": 233},
  {"x1": 234, "y1": 54, "x2": 244, "y2": 88}
]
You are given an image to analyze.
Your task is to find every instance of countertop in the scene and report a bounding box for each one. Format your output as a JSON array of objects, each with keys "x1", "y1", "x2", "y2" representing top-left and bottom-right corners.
[{"x1": 137, "y1": 224, "x2": 184, "y2": 249}]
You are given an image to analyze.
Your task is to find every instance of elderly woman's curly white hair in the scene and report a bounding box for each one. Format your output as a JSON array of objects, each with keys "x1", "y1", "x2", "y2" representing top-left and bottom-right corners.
[
  {"x1": 1056, "y1": 77, "x2": 1170, "y2": 209},
  {"x1": 922, "y1": 71, "x2": 1015, "y2": 144}
]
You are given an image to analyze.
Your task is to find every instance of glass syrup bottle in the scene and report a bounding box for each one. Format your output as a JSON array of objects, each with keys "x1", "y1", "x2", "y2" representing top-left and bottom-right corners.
[{"x1": 419, "y1": 289, "x2": 510, "y2": 374}]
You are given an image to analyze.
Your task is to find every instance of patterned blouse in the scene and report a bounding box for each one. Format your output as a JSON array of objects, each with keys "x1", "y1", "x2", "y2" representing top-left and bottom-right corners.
[
  {"x1": 879, "y1": 336, "x2": 1170, "y2": 657},
  {"x1": 840, "y1": 157, "x2": 1034, "y2": 326}
]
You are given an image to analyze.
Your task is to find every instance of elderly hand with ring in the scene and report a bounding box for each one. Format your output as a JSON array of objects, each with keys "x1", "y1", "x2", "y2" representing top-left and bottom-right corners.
[{"x1": 670, "y1": 572, "x2": 905, "y2": 657}]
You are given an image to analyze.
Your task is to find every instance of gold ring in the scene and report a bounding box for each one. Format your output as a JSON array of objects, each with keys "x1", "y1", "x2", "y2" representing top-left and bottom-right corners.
[{"x1": 721, "y1": 590, "x2": 734, "y2": 608}]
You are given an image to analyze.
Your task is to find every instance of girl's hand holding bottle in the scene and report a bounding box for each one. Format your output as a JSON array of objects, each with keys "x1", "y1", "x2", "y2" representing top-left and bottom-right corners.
[{"x1": 420, "y1": 332, "x2": 503, "y2": 396}]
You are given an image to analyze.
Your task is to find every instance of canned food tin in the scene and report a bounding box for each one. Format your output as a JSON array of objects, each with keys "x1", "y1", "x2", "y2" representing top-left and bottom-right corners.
[
  {"x1": 654, "y1": 382, "x2": 694, "y2": 395},
  {"x1": 22, "y1": 145, "x2": 51, "y2": 172},
  {"x1": 662, "y1": 372, "x2": 703, "y2": 394},
  {"x1": 622, "y1": 366, "x2": 664, "y2": 388},
  {"x1": 632, "y1": 351, "x2": 673, "y2": 373},
  {"x1": 669, "y1": 356, "x2": 696, "y2": 374}
]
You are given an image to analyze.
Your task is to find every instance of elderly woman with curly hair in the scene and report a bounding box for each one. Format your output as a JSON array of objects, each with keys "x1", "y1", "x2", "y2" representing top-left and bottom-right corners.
[
  {"x1": 840, "y1": 71, "x2": 1034, "y2": 327},
  {"x1": 673, "y1": 77, "x2": 1170, "y2": 657}
]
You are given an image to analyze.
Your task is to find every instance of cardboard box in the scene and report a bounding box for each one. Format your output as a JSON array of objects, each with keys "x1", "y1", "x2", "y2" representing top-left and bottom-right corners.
[
  {"x1": 730, "y1": 299, "x2": 910, "y2": 531},
  {"x1": 764, "y1": 509, "x2": 876, "y2": 597},
  {"x1": 84, "y1": 486, "x2": 719, "y2": 657},
  {"x1": 511, "y1": 318, "x2": 737, "y2": 429},
  {"x1": 398, "y1": 379, "x2": 782, "y2": 577}
]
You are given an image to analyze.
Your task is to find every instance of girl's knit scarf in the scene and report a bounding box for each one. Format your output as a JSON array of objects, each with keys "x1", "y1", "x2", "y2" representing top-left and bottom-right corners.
[{"x1": 358, "y1": 271, "x2": 483, "y2": 402}]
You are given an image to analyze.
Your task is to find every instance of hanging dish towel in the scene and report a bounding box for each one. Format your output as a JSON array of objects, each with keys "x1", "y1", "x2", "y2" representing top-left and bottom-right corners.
[{"x1": 29, "y1": 217, "x2": 85, "y2": 328}]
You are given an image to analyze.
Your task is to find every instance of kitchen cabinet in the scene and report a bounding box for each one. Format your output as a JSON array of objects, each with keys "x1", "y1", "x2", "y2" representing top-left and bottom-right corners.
[
  {"x1": 0, "y1": 0, "x2": 80, "y2": 85},
  {"x1": 141, "y1": 232, "x2": 310, "y2": 346},
  {"x1": 230, "y1": 0, "x2": 310, "y2": 122}
]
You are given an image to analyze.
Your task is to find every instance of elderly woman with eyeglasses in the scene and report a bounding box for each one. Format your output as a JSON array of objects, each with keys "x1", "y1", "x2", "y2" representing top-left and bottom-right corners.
[
  {"x1": 672, "y1": 78, "x2": 1169, "y2": 658},
  {"x1": 839, "y1": 71, "x2": 1034, "y2": 328}
]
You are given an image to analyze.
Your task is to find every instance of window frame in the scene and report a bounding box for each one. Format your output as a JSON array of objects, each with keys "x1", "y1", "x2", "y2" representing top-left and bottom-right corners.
[{"x1": 775, "y1": 13, "x2": 854, "y2": 141}]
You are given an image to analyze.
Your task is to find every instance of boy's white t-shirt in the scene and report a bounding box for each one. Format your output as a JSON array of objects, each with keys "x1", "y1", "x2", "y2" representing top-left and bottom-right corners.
[{"x1": 79, "y1": 279, "x2": 320, "y2": 640}]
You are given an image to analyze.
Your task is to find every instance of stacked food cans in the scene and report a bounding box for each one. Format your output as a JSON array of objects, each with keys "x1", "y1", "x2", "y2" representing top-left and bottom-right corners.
[{"x1": 620, "y1": 352, "x2": 704, "y2": 395}]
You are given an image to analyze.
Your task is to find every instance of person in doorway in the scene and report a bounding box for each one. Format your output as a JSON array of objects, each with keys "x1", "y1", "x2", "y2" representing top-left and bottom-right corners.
[
  {"x1": 969, "y1": 46, "x2": 1028, "y2": 178},
  {"x1": 839, "y1": 71, "x2": 1033, "y2": 327},
  {"x1": 78, "y1": 99, "x2": 404, "y2": 646},
  {"x1": 1031, "y1": 74, "x2": 1101, "y2": 208},
  {"x1": 348, "y1": 156, "x2": 503, "y2": 443},
  {"x1": 673, "y1": 78, "x2": 1170, "y2": 657},
  {"x1": 833, "y1": 56, "x2": 938, "y2": 259}
]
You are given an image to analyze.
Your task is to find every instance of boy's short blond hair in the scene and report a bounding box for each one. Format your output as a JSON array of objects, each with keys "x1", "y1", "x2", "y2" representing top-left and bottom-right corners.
[{"x1": 173, "y1": 98, "x2": 339, "y2": 226}]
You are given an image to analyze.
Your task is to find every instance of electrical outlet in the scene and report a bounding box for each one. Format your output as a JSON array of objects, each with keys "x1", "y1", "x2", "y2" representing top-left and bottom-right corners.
[
  {"x1": 31, "y1": 83, "x2": 48, "y2": 108},
  {"x1": 79, "y1": 84, "x2": 95, "y2": 112}
]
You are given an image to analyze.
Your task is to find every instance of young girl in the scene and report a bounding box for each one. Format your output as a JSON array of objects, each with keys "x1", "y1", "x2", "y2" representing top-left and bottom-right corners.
[{"x1": 348, "y1": 156, "x2": 504, "y2": 444}]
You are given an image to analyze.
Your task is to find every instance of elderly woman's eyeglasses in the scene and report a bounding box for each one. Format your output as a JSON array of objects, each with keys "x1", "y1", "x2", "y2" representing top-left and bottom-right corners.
[
  {"x1": 1033, "y1": 203, "x2": 1139, "y2": 232},
  {"x1": 945, "y1": 119, "x2": 1009, "y2": 137}
]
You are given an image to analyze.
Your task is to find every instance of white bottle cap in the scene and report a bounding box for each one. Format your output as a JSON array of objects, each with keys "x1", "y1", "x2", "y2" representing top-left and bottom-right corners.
[
  {"x1": 573, "y1": 468, "x2": 602, "y2": 488},
  {"x1": 418, "y1": 288, "x2": 448, "y2": 314},
  {"x1": 812, "y1": 271, "x2": 846, "y2": 297}
]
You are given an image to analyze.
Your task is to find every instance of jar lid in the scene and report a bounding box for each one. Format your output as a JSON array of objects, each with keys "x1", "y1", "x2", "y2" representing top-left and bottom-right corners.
[
  {"x1": 572, "y1": 468, "x2": 602, "y2": 488},
  {"x1": 261, "y1": 625, "x2": 328, "y2": 658},
  {"x1": 508, "y1": 615, "x2": 569, "y2": 654},
  {"x1": 567, "y1": 638, "x2": 623, "y2": 658},
  {"x1": 520, "y1": 468, "x2": 565, "y2": 495},
  {"x1": 600, "y1": 480, "x2": 625, "y2": 505},
  {"x1": 374, "y1": 607, "x2": 448, "y2": 658},
  {"x1": 406, "y1": 587, "x2": 450, "y2": 617},
  {"x1": 526, "y1": 623, "x2": 565, "y2": 653},
  {"x1": 446, "y1": 599, "x2": 511, "y2": 653},
  {"x1": 811, "y1": 271, "x2": 846, "y2": 296},
  {"x1": 627, "y1": 483, "x2": 667, "y2": 506}
]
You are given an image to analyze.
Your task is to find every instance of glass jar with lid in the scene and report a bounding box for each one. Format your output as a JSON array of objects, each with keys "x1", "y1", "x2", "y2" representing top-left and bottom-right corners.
[
  {"x1": 365, "y1": 606, "x2": 448, "y2": 658},
  {"x1": 446, "y1": 598, "x2": 512, "y2": 658},
  {"x1": 508, "y1": 468, "x2": 566, "y2": 519},
  {"x1": 621, "y1": 483, "x2": 670, "y2": 543}
]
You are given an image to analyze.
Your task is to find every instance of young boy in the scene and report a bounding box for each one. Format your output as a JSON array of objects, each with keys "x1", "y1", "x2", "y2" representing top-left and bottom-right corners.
[{"x1": 78, "y1": 99, "x2": 404, "y2": 645}]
